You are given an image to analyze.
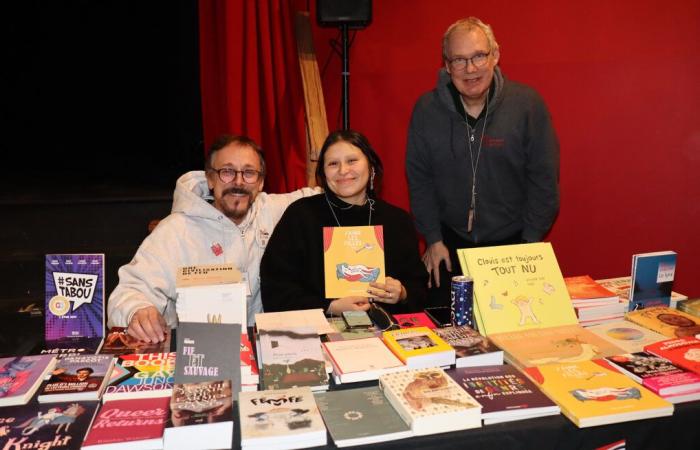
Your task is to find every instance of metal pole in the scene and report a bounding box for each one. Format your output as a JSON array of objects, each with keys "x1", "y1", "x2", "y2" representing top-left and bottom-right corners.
[{"x1": 341, "y1": 23, "x2": 349, "y2": 130}]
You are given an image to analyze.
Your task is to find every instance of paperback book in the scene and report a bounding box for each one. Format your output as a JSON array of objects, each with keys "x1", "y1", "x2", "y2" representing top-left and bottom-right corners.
[
  {"x1": 677, "y1": 298, "x2": 700, "y2": 318},
  {"x1": 605, "y1": 352, "x2": 700, "y2": 397},
  {"x1": 0, "y1": 354, "x2": 57, "y2": 407},
  {"x1": 41, "y1": 336, "x2": 105, "y2": 357},
  {"x1": 596, "y1": 276, "x2": 687, "y2": 308},
  {"x1": 315, "y1": 386, "x2": 412, "y2": 447},
  {"x1": 238, "y1": 386, "x2": 326, "y2": 450},
  {"x1": 629, "y1": 251, "x2": 676, "y2": 311},
  {"x1": 322, "y1": 337, "x2": 405, "y2": 383},
  {"x1": 625, "y1": 306, "x2": 700, "y2": 338},
  {"x1": 255, "y1": 309, "x2": 336, "y2": 335},
  {"x1": 382, "y1": 326, "x2": 455, "y2": 369},
  {"x1": 432, "y1": 325, "x2": 503, "y2": 367},
  {"x1": 323, "y1": 225, "x2": 385, "y2": 298},
  {"x1": 325, "y1": 317, "x2": 380, "y2": 341},
  {"x1": 457, "y1": 243, "x2": 578, "y2": 335},
  {"x1": 82, "y1": 396, "x2": 170, "y2": 450},
  {"x1": 392, "y1": 312, "x2": 437, "y2": 329},
  {"x1": 645, "y1": 337, "x2": 700, "y2": 374},
  {"x1": 163, "y1": 380, "x2": 234, "y2": 450},
  {"x1": 564, "y1": 275, "x2": 619, "y2": 307},
  {"x1": 101, "y1": 326, "x2": 172, "y2": 355},
  {"x1": 446, "y1": 364, "x2": 560, "y2": 424},
  {"x1": 45, "y1": 254, "x2": 105, "y2": 340},
  {"x1": 586, "y1": 320, "x2": 666, "y2": 353},
  {"x1": 258, "y1": 327, "x2": 328, "y2": 391},
  {"x1": 0, "y1": 400, "x2": 99, "y2": 450},
  {"x1": 39, "y1": 354, "x2": 114, "y2": 402},
  {"x1": 103, "y1": 352, "x2": 175, "y2": 402},
  {"x1": 378, "y1": 367, "x2": 482, "y2": 436}
]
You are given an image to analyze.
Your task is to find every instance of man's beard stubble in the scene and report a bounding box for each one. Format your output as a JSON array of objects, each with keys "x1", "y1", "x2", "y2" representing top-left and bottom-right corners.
[{"x1": 221, "y1": 186, "x2": 254, "y2": 221}]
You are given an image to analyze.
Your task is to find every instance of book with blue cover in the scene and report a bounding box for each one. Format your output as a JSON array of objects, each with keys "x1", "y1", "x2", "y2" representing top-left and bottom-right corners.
[{"x1": 629, "y1": 251, "x2": 677, "y2": 311}]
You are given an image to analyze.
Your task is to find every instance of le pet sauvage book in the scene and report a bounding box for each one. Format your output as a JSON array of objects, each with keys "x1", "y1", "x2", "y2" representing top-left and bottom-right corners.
[
  {"x1": 446, "y1": 364, "x2": 560, "y2": 424},
  {"x1": 322, "y1": 337, "x2": 405, "y2": 384},
  {"x1": 0, "y1": 355, "x2": 57, "y2": 407},
  {"x1": 392, "y1": 312, "x2": 437, "y2": 329},
  {"x1": 38, "y1": 354, "x2": 114, "y2": 402},
  {"x1": 323, "y1": 225, "x2": 385, "y2": 298},
  {"x1": 102, "y1": 352, "x2": 175, "y2": 402},
  {"x1": 488, "y1": 324, "x2": 625, "y2": 371},
  {"x1": 315, "y1": 386, "x2": 412, "y2": 447},
  {"x1": 457, "y1": 243, "x2": 578, "y2": 336},
  {"x1": 525, "y1": 359, "x2": 673, "y2": 428},
  {"x1": 175, "y1": 264, "x2": 247, "y2": 330},
  {"x1": 645, "y1": 337, "x2": 700, "y2": 375},
  {"x1": 382, "y1": 326, "x2": 455, "y2": 369},
  {"x1": 378, "y1": 367, "x2": 482, "y2": 436},
  {"x1": 629, "y1": 251, "x2": 677, "y2": 311},
  {"x1": 174, "y1": 322, "x2": 241, "y2": 398},
  {"x1": 605, "y1": 352, "x2": 700, "y2": 398},
  {"x1": 163, "y1": 380, "x2": 234, "y2": 450},
  {"x1": 625, "y1": 306, "x2": 700, "y2": 338},
  {"x1": 101, "y1": 326, "x2": 172, "y2": 355},
  {"x1": 45, "y1": 254, "x2": 105, "y2": 340},
  {"x1": 586, "y1": 320, "x2": 666, "y2": 354},
  {"x1": 258, "y1": 326, "x2": 328, "y2": 391},
  {"x1": 432, "y1": 325, "x2": 503, "y2": 368},
  {"x1": 81, "y1": 396, "x2": 170, "y2": 450},
  {"x1": 0, "y1": 400, "x2": 99, "y2": 450},
  {"x1": 239, "y1": 386, "x2": 326, "y2": 450}
]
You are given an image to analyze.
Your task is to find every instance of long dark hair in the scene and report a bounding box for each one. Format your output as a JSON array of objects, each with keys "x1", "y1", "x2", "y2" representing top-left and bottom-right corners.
[{"x1": 315, "y1": 130, "x2": 384, "y2": 197}]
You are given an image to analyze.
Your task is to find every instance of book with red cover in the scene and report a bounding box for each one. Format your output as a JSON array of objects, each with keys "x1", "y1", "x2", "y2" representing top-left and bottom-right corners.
[
  {"x1": 645, "y1": 337, "x2": 700, "y2": 375},
  {"x1": 605, "y1": 352, "x2": 700, "y2": 396},
  {"x1": 100, "y1": 326, "x2": 172, "y2": 355},
  {"x1": 82, "y1": 397, "x2": 170, "y2": 449},
  {"x1": 392, "y1": 312, "x2": 437, "y2": 329},
  {"x1": 565, "y1": 275, "x2": 619, "y2": 306}
]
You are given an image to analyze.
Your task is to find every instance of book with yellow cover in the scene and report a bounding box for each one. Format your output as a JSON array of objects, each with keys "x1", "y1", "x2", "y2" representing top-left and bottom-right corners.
[
  {"x1": 382, "y1": 327, "x2": 455, "y2": 369},
  {"x1": 457, "y1": 243, "x2": 578, "y2": 335},
  {"x1": 625, "y1": 306, "x2": 700, "y2": 338},
  {"x1": 323, "y1": 225, "x2": 385, "y2": 298},
  {"x1": 525, "y1": 359, "x2": 673, "y2": 428},
  {"x1": 489, "y1": 324, "x2": 625, "y2": 371}
]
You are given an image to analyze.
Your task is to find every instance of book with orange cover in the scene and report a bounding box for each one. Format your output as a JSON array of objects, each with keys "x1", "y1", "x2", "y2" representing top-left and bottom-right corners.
[
  {"x1": 564, "y1": 275, "x2": 618, "y2": 306},
  {"x1": 625, "y1": 306, "x2": 700, "y2": 338}
]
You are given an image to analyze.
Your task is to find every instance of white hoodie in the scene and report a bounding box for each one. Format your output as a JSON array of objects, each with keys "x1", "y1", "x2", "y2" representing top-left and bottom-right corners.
[{"x1": 107, "y1": 171, "x2": 319, "y2": 327}]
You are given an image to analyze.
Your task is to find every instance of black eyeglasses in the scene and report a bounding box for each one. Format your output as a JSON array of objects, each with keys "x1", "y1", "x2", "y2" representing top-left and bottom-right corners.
[
  {"x1": 210, "y1": 167, "x2": 262, "y2": 184},
  {"x1": 447, "y1": 51, "x2": 491, "y2": 71}
]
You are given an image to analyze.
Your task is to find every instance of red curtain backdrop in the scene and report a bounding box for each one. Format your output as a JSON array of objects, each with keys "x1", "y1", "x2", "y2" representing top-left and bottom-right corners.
[{"x1": 198, "y1": 0, "x2": 308, "y2": 193}]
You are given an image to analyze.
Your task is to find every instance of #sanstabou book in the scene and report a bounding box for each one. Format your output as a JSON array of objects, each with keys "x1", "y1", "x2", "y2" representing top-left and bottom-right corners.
[{"x1": 45, "y1": 254, "x2": 105, "y2": 340}]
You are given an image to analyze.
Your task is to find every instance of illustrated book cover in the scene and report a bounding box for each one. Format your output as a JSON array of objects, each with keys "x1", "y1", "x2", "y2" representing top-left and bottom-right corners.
[
  {"x1": 315, "y1": 386, "x2": 412, "y2": 447},
  {"x1": 378, "y1": 367, "x2": 481, "y2": 436},
  {"x1": 322, "y1": 337, "x2": 405, "y2": 383},
  {"x1": 258, "y1": 327, "x2": 328, "y2": 391},
  {"x1": 564, "y1": 275, "x2": 619, "y2": 306},
  {"x1": 101, "y1": 326, "x2": 172, "y2": 355},
  {"x1": 488, "y1": 324, "x2": 625, "y2": 371},
  {"x1": 0, "y1": 354, "x2": 57, "y2": 406},
  {"x1": 325, "y1": 317, "x2": 380, "y2": 341},
  {"x1": 525, "y1": 359, "x2": 673, "y2": 428},
  {"x1": 456, "y1": 242, "x2": 578, "y2": 335},
  {"x1": 432, "y1": 325, "x2": 503, "y2": 367},
  {"x1": 102, "y1": 352, "x2": 175, "y2": 402},
  {"x1": 629, "y1": 251, "x2": 676, "y2": 311},
  {"x1": 586, "y1": 320, "x2": 666, "y2": 354},
  {"x1": 238, "y1": 386, "x2": 326, "y2": 449},
  {"x1": 446, "y1": 364, "x2": 559, "y2": 424},
  {"x1": 625, "y1": 306, "x2": 700, "y2": 338},
  {"x1": 38, "y1": 354, "x2": 114, "y2": 402},
  {"x1": 382, "y1": 326, "x2": 455, "y2": 369},
  {"x1": 605, "y1": 352, "x2": 700, "y2": 397},
  {"x1": 0, "y1": 400, "x2": 99, "y2": 450},
  {"x1": 645, "y1": 337, "x2": 700, "y2": 375},
  {"x1": 45, "y1": 254, "x2": 105, "y2": 340},
  {"x1": 323, "y1": 225, "x2": 385, "y2": 298},
  {"x1": 82, "y1": 396, "x2": 169, "y2": 450}
]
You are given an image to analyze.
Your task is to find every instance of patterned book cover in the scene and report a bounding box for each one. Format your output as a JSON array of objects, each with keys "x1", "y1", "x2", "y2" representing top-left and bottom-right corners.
[
  {"x1": 393, "y1": 312, "x2": 437, "y2": 329},
  {"x1": 323, "y1": 225, "x2": 385, "y2": 298},
  {"x1": 45, "y1": 254, "x2": 105, "y2": 340},
  {"x1": 629, "y1": 251, "x2": 676, "y2": 311},
  {"x1": 0, "y1": 355, "x2": 56, "y2": 406},
  {"x1": 433, "y1": 325, "x2": 503, "y2": 366},
  {"x1": 489, "y1": 324, "x2": 625, "y2": 370},
  {"x1": 457, "y1": 243, "x2": 578, "y2": 335},
  {"x1": 645, "y1": 337, "x2": 700, "y2": 374},
  {"x1": 378, "y1": 367, "x2": 481, "y2": 435},
  {"x1": 382, "y1": 327, "x2": 455, "y2": 367},
  {"x1": 82, "y1": 397, "x2": 169, "y2": 448},
  {"x1": 315, "y1": 386, "x2": 412, "y2": 446},
  {"x1": 526, "y1": 359, "x2": 673, "y2": 428},
  {"x1": 238, "y1": 387, "x2": 326, "y2": 447},
  {"x1": 39, "y1": 354, "x2": 114, "y2": 401},
  {"x1": 101, "y1": 326, "x2": 172, "y2": 355},
  {"x1": 103, "y1": 352, "x2": 175, "y2": 401},
  {"x1": 625, "y1": 306, "x2": 700, "y2": 338},
  {"x1": 0, "y1": 400, "x2": 99, "y2": 450},
  {"x1": 586, "y1": 320, "x2": 666, "y2": 354},
  {"x1": 258, "y1": 327, "x2": 328, "y2": 391}
]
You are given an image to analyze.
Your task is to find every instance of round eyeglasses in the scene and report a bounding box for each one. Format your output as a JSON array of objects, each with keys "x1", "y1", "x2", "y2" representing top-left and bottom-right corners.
[
  {"x1": 210, "y1": 167, "x2": 262, "y2": 184},
  {"x1": 447, "y1": 51, "x2": 491, "y2": 71}
]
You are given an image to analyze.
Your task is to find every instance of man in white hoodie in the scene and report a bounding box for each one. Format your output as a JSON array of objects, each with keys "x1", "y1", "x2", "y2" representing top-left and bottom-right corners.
[{"x1": 107, "y1": 135, "x2": 319, "y2": 342}]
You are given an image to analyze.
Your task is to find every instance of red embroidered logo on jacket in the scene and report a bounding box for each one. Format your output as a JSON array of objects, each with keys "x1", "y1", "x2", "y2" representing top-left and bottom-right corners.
[
  {"x1": 211, "y1": 243, "x2": 223, "y2": 256},
  {"x1": 483, "y1": 135, "x2": 505, "y2": 148}
]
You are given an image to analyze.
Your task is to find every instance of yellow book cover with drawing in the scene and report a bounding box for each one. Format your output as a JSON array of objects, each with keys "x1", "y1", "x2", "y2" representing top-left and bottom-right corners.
[
  {"x1": 323, "y1": 225, "x2": 385, "y2": 298},
  {"x1": 525, "y1": 360, "x2": 673, "y2": 428},
  {"x1": 382, "y1": 327, "x2": 453, "y2": 363},
  {"x1": 457, "y1": 242, "x2": 578, "y2": 335},
  {"x1": 489, "y1": 324, "x2": 625, "y2": 370}
]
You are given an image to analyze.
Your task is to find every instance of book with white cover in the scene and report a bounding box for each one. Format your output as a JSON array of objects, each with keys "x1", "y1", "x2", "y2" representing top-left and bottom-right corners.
[
  {"x1": 322, "y1": 337, "x2": 405, "y2": 383},
  {"x1": 378, "y1": 367, "x2": 481, "y2": 436},
  {"x1": 239, "y1": 386, "x2": 326, "y2": 450},
  {"x1": 587, "y1": 320, "x2": 666, "y2": 353},
  {"x1": 258, "y1": 327, "x2": 328, "y2": 391},
  {"x1": 255, "y1": 309, "x2": 336, "y2": 335}
]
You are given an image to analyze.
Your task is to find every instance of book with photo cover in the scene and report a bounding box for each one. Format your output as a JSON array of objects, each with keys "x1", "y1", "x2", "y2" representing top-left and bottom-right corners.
[
  {"x1": 645, "y1": 337, "x2": 700, "y2": 375},
  {"x1": 382, "y1": 326, "x2": 455, "y2": 369},
  {"x1": 605, "y1": 351, "x2": 700, "y2": 397},
  {"x1": 433, "y1": 325, "x2": 503, "y2": 367},
  {"x1": 38, "y1": 354, "x2": 114, "y2": 402},
  {"x1": 629, "y1": 251, "x2": 676, "y2": 311}
]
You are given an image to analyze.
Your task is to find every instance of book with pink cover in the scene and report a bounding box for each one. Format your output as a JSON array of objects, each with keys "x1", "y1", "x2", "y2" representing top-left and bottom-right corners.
[
  {"x1": 0, "y1": 355, "x2": 56, "y2": 407},
  {"x1": 393, "y1": 312, "x2": 437, "y2": 329},
  {"x1": 605, "y1": 352, "x2": 700, "y2": 396}
]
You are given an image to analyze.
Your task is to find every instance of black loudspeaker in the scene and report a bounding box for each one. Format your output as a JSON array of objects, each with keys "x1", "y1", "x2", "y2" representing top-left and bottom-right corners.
[{"x1": 317, "y1": 0, "x2": 372, "y2": 29}]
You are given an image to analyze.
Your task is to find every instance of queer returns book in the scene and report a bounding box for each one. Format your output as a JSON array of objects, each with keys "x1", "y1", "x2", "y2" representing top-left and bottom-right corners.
[
  {"x1": 323, "y1": 225, "x2": 385, "y2": 298},
  {"x1": 45, "y1": 254, "x2": 105, "y2": 340}
]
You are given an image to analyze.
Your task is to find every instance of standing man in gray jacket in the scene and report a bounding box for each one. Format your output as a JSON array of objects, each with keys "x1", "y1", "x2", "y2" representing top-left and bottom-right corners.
[
  {"x1": 406, "y1": 17, "x2": 559, "y2": 307},
  {"x1": 108, "y1": 134, "x2": 319, "y2": 342}
]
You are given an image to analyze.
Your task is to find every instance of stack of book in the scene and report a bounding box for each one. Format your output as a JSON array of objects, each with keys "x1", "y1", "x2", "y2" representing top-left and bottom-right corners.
[
  {"x1": 586, "y1": 320, "x2": 666, "y2": 353},
  {"x1": 322, "y1": 337, "x2": 405, "y2": 383},
  {"x1": 564, "y1": 275, "x2": 625, "y2": 326},
  {"x1": 432, "y1": 325, "x2": 503, "y2": 368},
  {"x1": 677, "y1": 298, "x2": 700, "y2": 319},
  {"x1": 596, "y1": 276, "x2": 687, "y2": 310},
  {"x1": 240, "y1": 334, "x2": 260, "y2": 391}
]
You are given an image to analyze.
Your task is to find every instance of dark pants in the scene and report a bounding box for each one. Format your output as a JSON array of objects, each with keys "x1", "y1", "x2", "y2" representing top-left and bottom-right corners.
[{"x1": 426, "y1": 226, "x2": 523, "y2": 308}]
